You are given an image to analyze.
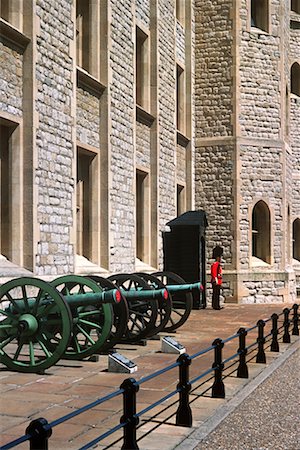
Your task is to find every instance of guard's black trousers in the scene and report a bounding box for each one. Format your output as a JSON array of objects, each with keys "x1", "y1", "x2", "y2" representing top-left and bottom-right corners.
[{"x1": 212, "y1": 283, "x2": 221, "y2": 309}]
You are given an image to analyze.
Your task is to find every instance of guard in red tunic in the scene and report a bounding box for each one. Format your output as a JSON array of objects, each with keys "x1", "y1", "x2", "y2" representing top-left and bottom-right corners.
[{"x1": 211, "y1": 246, "x2": 223, "y2": 310}]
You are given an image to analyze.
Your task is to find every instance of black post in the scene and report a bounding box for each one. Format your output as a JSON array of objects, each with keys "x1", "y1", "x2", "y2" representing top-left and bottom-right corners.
[
  {"x1": 237, "y1": 328, "x2": 248, "y2": 378},
  {"x1": 26, "y1": 418, "x2": 52, "y2": 450},
  {"x1": 256, "y1": 320, "x2": 266, "y2": 363},
  {"x1": 270, "y1": 313, "x2": 279, "y2": 352},
  {"x1": 176, "y1": 353, "x2": 192, "y2": 427},
  {"x1": 120, "y1": 378, "x2": 139, "y2": 450},
  {"x1": 292, "y1": 304, "x2": 299, "y2": 336},
  {"x1": 283, "y1": 308, "x2": 291, "y2": 343},
  {"x1": 211, "y1": 338, "x2": 225, "y2": 398}
]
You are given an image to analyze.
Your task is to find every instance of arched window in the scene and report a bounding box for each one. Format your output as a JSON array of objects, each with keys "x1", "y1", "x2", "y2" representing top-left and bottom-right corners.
[
  {"x1": 252, "y1": 201, "x2": 271, "y2": 263},
  {"x1": 293, "y1": 219, "x2": 300, "y2": 261},
  {"x1": 291, "y1": 62, "x2": 300, "y2": 96}
]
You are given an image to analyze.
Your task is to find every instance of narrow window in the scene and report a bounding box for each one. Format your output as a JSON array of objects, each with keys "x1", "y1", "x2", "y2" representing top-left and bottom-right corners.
[
  {"x1": 0, "y1": 0, "x2": 22, "y2": 30},
  {"x1": 291, "y1": 0, "x2": 300, "y2": 14},
  {"x1": 76, "y1": 0, "x2": 90, "y2": 71},
  {"x1": 291, "y1": 62, "x2": 300, "y2": 96},
  {"x1": 293, "y1": 219, "x2": 300, "y2": 261},
  {"x1": 176, "y1": 64, "x2": 185, "y2": 133},
  {"x1": 176, "y1": 0, "x2": 185, "y2": 25},
  {"x1": 0, "y1": 0, "x2": 9, "y2": 21},
  {"x1": 286, "y1": 85, "x2": 289, "y2": 136},
  {"x1": 252, "y1": 200, "x2": 271, "y2": 263},
  {"x1": 136, "y1": 170, "x2": 149, "y2": 262},
  {"x1": 251, "y1": 0, "x2": 269, "y2": 32},
  {"x1": 0, "y1": 125, "x2": 10, "y2": 259},
  {"x1": 177, "y1": 184, "x2": 185, "y2": 216},
  {"x1": 136, "y1": 27, "x2": 149, "y2": 110},
  {"x1": 76, "y1": 147, "x2": 97, "y2": 260}
]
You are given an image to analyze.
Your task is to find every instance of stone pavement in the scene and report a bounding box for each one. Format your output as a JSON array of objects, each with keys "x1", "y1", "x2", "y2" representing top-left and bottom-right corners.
[{"x1": 0, "y1": 302, "x2": 299, "y2": 449}]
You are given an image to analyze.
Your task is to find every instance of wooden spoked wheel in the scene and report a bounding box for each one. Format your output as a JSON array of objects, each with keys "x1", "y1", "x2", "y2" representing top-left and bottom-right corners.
[
  {"x1": 0, "y1": 277, "x2": 72, "y2": 373},
  {"x1": 51, "y1": 275, "x2": 113, "y2": 360},
  {"x1": 152, "y1": 272, "x2": 193, "y2": 332},
  {"x1": 108, "y1": 273, "x2": 158, "y2": 342}
]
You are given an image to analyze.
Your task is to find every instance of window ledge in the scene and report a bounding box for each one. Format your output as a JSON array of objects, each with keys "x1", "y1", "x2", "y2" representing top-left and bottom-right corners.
[
  {"x1": 0, "y1": 254, "x2": 33, "y2": 278},
  {"x1": 177, "y1": 130, "x2": 190, "y2": 147},
  {"x1": 251, "y1": 256, "x2": 271, "y2": 268},
  {"x1": 75, "y1": 254, "x2": 109, "y2": 276},
  {"x1": 136, "y1": 105, "x2": 155, "y2": 127},
  {"x1": 250, "y1": 26, "x2": 269, "y2": 36},
  {"x1": 0, "y1": 18, "x2": 30, "y2": 52},
  {"x1": 77, "y1": 67, "x2": 106, "y2": 98}
]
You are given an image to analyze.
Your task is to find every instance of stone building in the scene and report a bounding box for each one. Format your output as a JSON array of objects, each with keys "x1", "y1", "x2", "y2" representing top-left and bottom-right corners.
[{"x1": 0, "y1": 0, "x2": 299, "y2": 304}]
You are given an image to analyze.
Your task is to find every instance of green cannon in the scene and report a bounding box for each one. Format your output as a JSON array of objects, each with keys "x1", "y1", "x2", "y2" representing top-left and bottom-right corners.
[{"x1": 0, "y1": 275, "x2": 168, "y2": 373}]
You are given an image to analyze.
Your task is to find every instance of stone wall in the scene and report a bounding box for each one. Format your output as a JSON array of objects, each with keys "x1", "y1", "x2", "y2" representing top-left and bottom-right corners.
[
  {"x1": 109, "y1": 0, "x2": 135, "y2": 272},
  {"x1": 136, "y1": 122, "x2": 151, "y2": 169},
  {"x1": 76, "y1": 88, "x2": 100, "y2": 149},
  {"x1": 35, "y1": 0, "x2": 74, "y2": 276}
]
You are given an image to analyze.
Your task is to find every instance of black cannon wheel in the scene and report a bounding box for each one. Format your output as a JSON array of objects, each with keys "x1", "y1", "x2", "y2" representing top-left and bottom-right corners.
[
  {"x1": 51, "y1": 276, "x2": 113, "y2": 360},
  {"x1": 152, "y1": 271, "x2": 193, "y2": 332},
  {"x1": 135, "y1": 272, "x2": 172, "y2": 336},
  {"x1": 108, "y1": 273, "x2": 158, "y2": 342},
  {"x1": 0, "y1": 277, "x2": 72, "y2": 373},
  {"x1": 87, "y1": 275, "x2": 129, "y2": 352}
]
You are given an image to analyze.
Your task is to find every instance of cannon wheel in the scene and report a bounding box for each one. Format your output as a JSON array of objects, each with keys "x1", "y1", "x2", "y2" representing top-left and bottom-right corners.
[
  {"x1": 51, "y1": 276, "x2": 113, "y2": 360},
  {"x1": 108, "y1": 273, "x2": 158, "y2": 342},
  {"x1": 0, "y1": 277, "x2": 72, "y2": 373},
  {"x1": 87, "y1": 275, "x2": 129, "y2": 352},
  {"x1": 135, "y1": 273, "x2": 172, "y2": 337},
  {"x1": 152, "y1": 272, "x2": 193, "y2": 332}
]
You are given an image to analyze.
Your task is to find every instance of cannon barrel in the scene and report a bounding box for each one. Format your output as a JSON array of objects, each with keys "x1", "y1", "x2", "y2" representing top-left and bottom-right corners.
[
  {"x1": 64, "y1": 289, "x2": 121, "y2": 307},
  {"x1": 166, "y1": 282, "x2": 203, "y2": 294},
  {"x1": 122, "y1": 288, "x2": 169, "y2": 301}
]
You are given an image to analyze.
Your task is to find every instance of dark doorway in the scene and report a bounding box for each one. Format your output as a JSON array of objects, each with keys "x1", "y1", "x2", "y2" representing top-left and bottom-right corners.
[{"x1": 163, "y1": 210, "x2": 208, "y2": 308}]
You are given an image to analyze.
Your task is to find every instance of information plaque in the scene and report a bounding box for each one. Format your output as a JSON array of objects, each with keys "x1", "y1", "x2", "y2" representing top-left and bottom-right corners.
[
  {"x1": 108, "y1": 352, "x2": 137, "y2": 374},
  {"x1": 161, "y1": 336, "x2": 186, "y2": 354}
]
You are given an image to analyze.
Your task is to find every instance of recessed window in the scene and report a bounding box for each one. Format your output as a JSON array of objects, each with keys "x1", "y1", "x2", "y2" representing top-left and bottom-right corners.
[
  {"x1": 176, "y1": 64, "x2": 185, "y2": 134},
  {"x1": 136, "y1": 170, "x2": 149, "y2": 262},
  {"x1": 177, "y1": 184, "x2": 185, "y2": 217},
  {"x1": 76, "y1": 0, "x2": 100, "y2": 77},
  {"x1": 76, "y1": 147, "x2": 98, "y2": 260},
  {"x1": 136, "y1": 26, "x2": 150, "y2": 111},
  {"x1": 176, "y1": 0, "x2": 185, "y2": 25},
  {"x1": 291, "y1": 62, "x2": 300, "y2": 96},
  {"x1": 0, "y1": 124, "x2": 11, "y2": 259},
  {"x1": 0, "y1": 0, "x2": 23, "y2": 30},
  {"x1": 252, "y1": 200, "x2": 271, "y2": 263},
  {"x1": 293, "y1": 219, "x2": 300, "y2": 261},
  {"x1": 291, "y1": 0, "x2": 300, "y2": 14},
  {"x1": 251, "y1": 0, "x2": 269, "y2": 32}
]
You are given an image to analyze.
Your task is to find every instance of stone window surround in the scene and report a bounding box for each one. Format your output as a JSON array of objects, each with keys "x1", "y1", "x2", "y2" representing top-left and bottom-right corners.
[
  {"x1": 250, "y1": 199, "x2": 273, "y2": 267},
  {"x1": 176, "y1": 0, "x2": 185, "y2": 27},
  {"x1": 291, "y1": 62, "x2": 300, "y2": 97},
  {"x1": 136, "y1": 167, "x2": 150, "y2": 264},
  {"x1": 136, "y1": 24, "x2": 150, "y2": 113},
  {"x1": 0, "y1": 114, "x2": 24, "y2": 267},
  {"x1": 76, "y1": 143, "x2": 103, "y2": 268},
  {"x1": 76, "y1": 0, "x2": 101, "y2": 80},
  {"x1": 0, "y1": 0, "x2": 23, "y2": 32},
  {"x1": 293, "y1": 218, "x2": 300, "y2": 261},
  {"x1": 248, "y1": 0, "x2": 271, "y2": 34}
]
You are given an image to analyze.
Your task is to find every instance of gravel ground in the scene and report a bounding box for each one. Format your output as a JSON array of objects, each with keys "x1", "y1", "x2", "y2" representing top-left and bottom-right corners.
[{"x1": 194, "y1": 347, "x2": 300, "y2": 450}]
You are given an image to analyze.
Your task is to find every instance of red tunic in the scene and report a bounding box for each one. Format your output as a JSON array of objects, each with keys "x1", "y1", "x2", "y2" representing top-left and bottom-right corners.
[{"x1": 211, "y1": 261, "x2": 222, "y2": 285}]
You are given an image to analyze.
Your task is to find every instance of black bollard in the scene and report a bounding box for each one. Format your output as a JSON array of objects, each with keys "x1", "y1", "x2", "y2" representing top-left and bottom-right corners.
[
  {"x1": 283, "y1": 308, "x2": 291, "y2": 343},
  {"x1": 26, "y1": 418, "x2": 52, "y2": 450},
  {"x1": 237, "y1": 327, "x2": 248, "y2": 378},
  {"x1": 175, "y1": 353, "x2": 192, "y2": 427},
  {"x1": 292, "y1": 304, "x2": 299, "y2": 336},
  {"x1": 211, "y1": 338, "x2": 225, "y2": 398},
  {"x1": 120, "y1": 378, "x2": 139, "y2": 450},
  {"x1": 270, "y1": 313, "x2": 279, "y2": 352},
  {"x1": 256, "y1": 320, "x2": 266, "y2": 363}
]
